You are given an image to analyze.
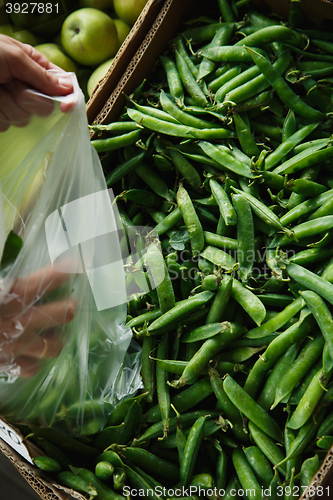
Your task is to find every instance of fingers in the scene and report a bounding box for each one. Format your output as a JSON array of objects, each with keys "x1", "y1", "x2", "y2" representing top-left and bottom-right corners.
[
  {"x1": 0, "y1": 266, "x2": 74, "y2": 317},
  {"x1": 16, "y1": 298, "x2": 75, "y2": 335},
  {"x1": 19, "y1": 44, "x2": 74, "y2": 96}
]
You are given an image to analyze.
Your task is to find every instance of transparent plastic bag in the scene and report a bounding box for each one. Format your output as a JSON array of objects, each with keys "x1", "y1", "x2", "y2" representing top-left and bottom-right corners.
[{"x1": 0, "y1": 73, "x2": 142, "y2": 436}]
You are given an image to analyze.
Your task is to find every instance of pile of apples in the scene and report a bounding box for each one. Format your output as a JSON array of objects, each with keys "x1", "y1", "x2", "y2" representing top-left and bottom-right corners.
[{"x1": 0, "y1": 0, "x2": 148, "y2": 100}]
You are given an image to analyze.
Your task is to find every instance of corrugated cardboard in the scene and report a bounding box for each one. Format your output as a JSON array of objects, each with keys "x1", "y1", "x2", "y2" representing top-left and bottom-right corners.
[{"x1": 86, "y1": 0, "x2": 165, "y2": 125}]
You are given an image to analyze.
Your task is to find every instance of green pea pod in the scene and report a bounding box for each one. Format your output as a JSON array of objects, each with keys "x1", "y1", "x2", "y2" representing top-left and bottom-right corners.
[
  {"x1": 205, "y1": 274, "x2": 233, "y2": 324},
  {"x1": 215, "y1": 443, "x2": 228, "y2": 490},
  {"x1": 58, "y1": 471, "x2": 98, "y2": 498},
  {"x1": 209, "y1": 367, "x2": 249, "y2": 444},
  {"x1": 232, "y1": 449, "x2": 263, "y2": 500},
  {"x1": 172, "y1": 322, "x2": 246, "y2": 387},
  {"x1": 233, "y1": 112, "x2": 260, "y2": 158},
  {"x1": 231, "y1": 187, "x2": 284, "y2": 232},
  {"x1": 147, "y1": 291, "x2": 214, "y2": 336},
  {"x1": 245, "y1": 47, "x2": 325, "y2": 121},
  {"x1": 210, "y1": 178, "x2": 237, "y2": 226},
  {"x1": 120, "y1": 447, "x2": 179, "y2": 481},
  {"x1": 127, "y1": 108, "x2": 233, "y2": 140},
  {"x1": 141, "y1": 336, "x2": 156, "y2": 403},
  {"x1": 200, "y1": 245, "x2": 236, "y2": 270},
  {"x1": 287, "y1": 367, "x2": 331, "y2": 430},
  {"x1": 137, "y1": 410, "x2": 220, "y2": 443},
  {"x1": 182, "y1": 322, "x2": 230, "y2": 343},
  {"x1": 243, "y1": 446, "x2": 274, "y2": 490},
  {"x1": 115, "y1": 400, "x2": 142, "y2": 445},
  {"x1": 300, "y1": 290, "x2": 333, "y2": 361},
  {"x1": 135, "y1": 162, "x2": 172, "y2": 201},
  {"x1": 93, "y1": 423, "x2": 125, "y2": 449},
  {"x1": 276, "y1": 408, "x2": 326, "y2": 468},
  {"x1": 317, "y1": 435, "x2": 333, "y2": 449},
  {"x1": 160, "y1": 55, "x2": 184, "y2": 103},
  {"x1": 199, "y1": 141, "x2": 256, "y2": 178},
  {"x1": 272, "y1": 334, "x2": 324, "y2": 409},
  {"x1": 231, "y1": 279, "x2": 266, "y2": 326},
  {"x1": 96, "y1": 451, "x2": 124, "y2": 469},
  {"x1": 168, "y1": 148, "x2": 202, "y2": 191},
  {"x1": 233, "y1": 193, "x2": 255, "y2": 284},
  {"x1": 75, "y1": 468, "x2": 125, "y2": 500},
  {"x1": 299, "y1": 455, "x2": 320, "y2": 490},
  {"x1": 246, "y1": 295, "x2": 305, "y2": 339},
  {"x1": 177, "y1": 184, "x2": 204, "y2": 255},
  {"x1": 156, "y1": 333, "x2": 171, "y2": 438},
  {"x1": 146, "y1": 242, "x2": 175, "y2": 314},
  {"x1": 223, "y1": 375, "x2": 282, "y2": 442},
  {"x1": 33, "y1": 456, "x2": 61, "y2": 472},
  {"x1": 256, "y1": 342, "x2": 300, "y2": 411},
  {"x1": 91, "y1": 129, "x2": 141, "y2": 153},
  {"x1": 124, "y1": 466, "x2": 164, "y2": 500},
  {"x1": 180, "y1": 416, "x2": 206, "y2": 487},
  {"x1": 248, "y1": 422, "x2": 287, "y2": 477}
]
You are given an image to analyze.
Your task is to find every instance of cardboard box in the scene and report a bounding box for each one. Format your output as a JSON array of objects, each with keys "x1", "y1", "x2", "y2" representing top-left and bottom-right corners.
[{"x1": 86, "y1": 0, "x2": 166, "y2": 125}]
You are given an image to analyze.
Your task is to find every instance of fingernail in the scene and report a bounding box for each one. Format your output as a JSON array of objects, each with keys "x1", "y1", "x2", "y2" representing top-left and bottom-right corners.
[{"x1": 58, "y1": 75, "x2": 73, "y2": 89}]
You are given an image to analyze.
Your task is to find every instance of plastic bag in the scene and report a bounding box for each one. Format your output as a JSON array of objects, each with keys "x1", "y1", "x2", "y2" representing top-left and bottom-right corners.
[{"x1": 0, "y1": 73, "x2": 143, "y2": 436}]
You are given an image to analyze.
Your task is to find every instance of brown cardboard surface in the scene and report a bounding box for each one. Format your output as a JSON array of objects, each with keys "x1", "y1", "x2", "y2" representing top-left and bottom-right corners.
[{"x1": 86, "y1": 0, "x2": 165, "y2": 125}]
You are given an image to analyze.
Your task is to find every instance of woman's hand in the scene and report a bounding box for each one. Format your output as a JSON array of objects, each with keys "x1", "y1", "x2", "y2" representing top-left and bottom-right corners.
[
  {"x1": 0, "y1": 266, "x2": 75, "y2": 378},
  {"x1": 0, "y1": 34, "x2": 75, "y2": 132}
]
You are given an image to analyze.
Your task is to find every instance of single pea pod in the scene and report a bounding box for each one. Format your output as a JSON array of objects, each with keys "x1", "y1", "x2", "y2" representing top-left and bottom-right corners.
[
  {"x1": 232, "y1": 449, "x2": 263, "y2": 500},
  {"x1": 182, "y1": 322, "x2": 231, "y2": 343},
  {"x1": 119, "y1": 447, "x2": 179, "y2": 481},
  {"x1": 177, "y1": 184, "x2": 204, "y2": 256},
  {"x1": 57, "y1": 471, "x2": 98, "y2": 498},
  {"x1": 210, "y1": 178, "x2": 237, "y2": 226},
  {"x1": 233, "y1": 193, "x2": 255, "y2": 284},
  {"x1": 248, "y1": 422, "x2": 287, "y2": 478},
  {"x1": 33, "y1": 456, "x2": 61, "y2": 472},
  {"x1": 223, "y1": 375, "x2": 282, "y2": 442},
  {"x1": 180, "y1": 416, "x2": 206, "y2": 487},
  {"x1": 243, "y1": 446, "x2": 274, "y2": 490},
  {"x1": 299, "y1": 455, "x2": 320, "y2": 490},
  {"x1": 147, "y1": 291, "x2": 214, "y2": 336},
  {"x1": 146, "y1": 242, "x2": 175, "y2": 314},
  {"x1": 231, "y1": 279, "x2": 266, "y2": 327},
  {"x1": 200, "y1": 245, "x2": 236, "y2": 270}
]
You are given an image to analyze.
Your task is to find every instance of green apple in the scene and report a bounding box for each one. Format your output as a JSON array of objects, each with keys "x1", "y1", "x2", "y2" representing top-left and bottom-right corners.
[
  {"x1": 113, "y1": 0, "x2": 148, "y2": 26},
  {"x1": 114, "y1": 18, "x2": 130, "y2": 49},
  {"x1": 79, "y1": 0, "x2": 113, "y2": 11},
  {"x1": 0, "y1": 24, "x2": 39, "y2": 45},
  {"x1": 87, "y1": 58, "x2": 113, "y2": 96},
  {"x1": 61, "y1": 8, "x2": 118, "y2": 66},
  {"x1": 35, "y1": 43, "x2": 78, "y2": 73}
]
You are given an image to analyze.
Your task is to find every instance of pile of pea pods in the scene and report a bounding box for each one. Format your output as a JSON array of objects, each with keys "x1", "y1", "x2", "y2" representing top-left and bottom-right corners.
[{"x1": 26, "y1": 0, "x2": 333, "y2": 499}]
